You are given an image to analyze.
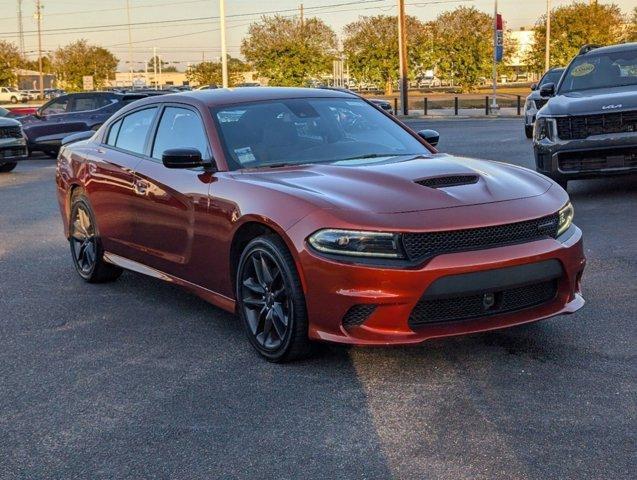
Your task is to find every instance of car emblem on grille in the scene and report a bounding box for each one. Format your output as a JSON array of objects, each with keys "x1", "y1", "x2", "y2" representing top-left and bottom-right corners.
[
  {"x1": 482, "y1": 292, "x2": 496, "y2": 310},
  {"x1": 601, "y1": 104, "x2": 622, "y2": 110}
]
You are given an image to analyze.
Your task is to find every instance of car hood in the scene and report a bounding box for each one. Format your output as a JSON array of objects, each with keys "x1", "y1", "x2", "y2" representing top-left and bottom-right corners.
[
  {"x1": 0, "y1": 117, "x2": 21, "y2": 127},
  {"x1": 544, "y1": 85, "x2": 637, "y2": 116},
  {"x1": 236, "y1": 154, "x2": 552, "y2": 214}
]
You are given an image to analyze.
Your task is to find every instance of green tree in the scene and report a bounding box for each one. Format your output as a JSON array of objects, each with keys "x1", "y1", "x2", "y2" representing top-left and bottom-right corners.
[
  {"x1": 186, "y1": 57, "x2": 249, "y2": 86},
  {"x1": 343, "y1": 15, "x2": 433, "y2": 94},
  {"x1": 525, "y1": 2, "x2": 624, "y2": 72},
  {"x1": 241, "y1": 15, "x2": 337, "y2": 86},
  {"x1": 52, "y1": 40, "x2": 118, "y2": 91},
  {"x1": 0, "y1": 40, "x2": 25, "y2": 86},
  {"x1": 430, "y1": 7, "x2": 493, "y2": 92}
]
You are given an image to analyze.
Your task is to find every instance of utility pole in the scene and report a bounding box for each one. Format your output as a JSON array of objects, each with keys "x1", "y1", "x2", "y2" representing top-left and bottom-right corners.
[
  {"x1": 35, "y1": 0, "x2": 43, "y2": 99},
  {"x1": 545, "y1": 0, "x2": 551, "y2": 72},
  {"x1": 219, "y1": 0, "x2": 228, "y2": 88},
  {"x1": 126, "y1": 0, "x2": 133, "y2": 86},
  {"x1": 17, "y1": 0, "x2": 25, "y2": 55},
  {"x1": 491, "y1": 0, "x2": 499, "y2": 113},
  {"x1": 153, "y1": 46, "x2": 158, "y2": 90},
  {"x1": 300, "y1": 3, "x2": 304, "y2": 27},
  {"x1": 397, "y1": 0, "x2": 408, "y2": 116}
]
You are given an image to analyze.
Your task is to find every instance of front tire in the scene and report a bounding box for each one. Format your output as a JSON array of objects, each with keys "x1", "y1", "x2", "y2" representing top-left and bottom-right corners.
[
  {"x1": 10, "y1": 96, "x2": 18, "y2": 104},
  {"x1": 236, "y1": 235, "x2": 312, "y2": 362},
  {"x1": 69, "y1": 191, "x2": 122, "y2": 283},
  {"x1": 0, "y1": 162, "x2": 17, "y2": 173},
  {"x1": 44, "y1": 148, "x2": 59, "y2": 159},
  {"x1": 524, "y1": 125, "x2": 533, "y2": 139}
]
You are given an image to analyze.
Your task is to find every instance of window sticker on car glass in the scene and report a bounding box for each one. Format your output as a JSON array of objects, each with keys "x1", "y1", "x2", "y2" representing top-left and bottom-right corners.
[
  {"x1": 571, "y1": 63, "x2": 595, "y2": 77},
  {"x1": 235, "y1": 146, "x2": 256, "y2": 164}
]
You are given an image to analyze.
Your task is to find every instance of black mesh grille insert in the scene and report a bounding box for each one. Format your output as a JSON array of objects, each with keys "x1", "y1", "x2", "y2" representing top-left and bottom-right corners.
[
  {"x1": 402, "y1": 213, "x2": 559, "y2": 262},
  {"x1": 415, "y1": 175, "x2": 479, "y2": 189},
  {"x1": 558, "y1": 147, "x2": 637, "y2": 172},
  {"x1": 342, "y1": 304, "x2": 376, "y2": 328},
  {"x1": 0, "y1": 126, "x2": 22, "y2": 139},
  {"x1": 556, "y1": 110, "x2": 637, "y2": 140},
  {"x1": 409, "y1": 279, "x2": 558, "y2": 328}
]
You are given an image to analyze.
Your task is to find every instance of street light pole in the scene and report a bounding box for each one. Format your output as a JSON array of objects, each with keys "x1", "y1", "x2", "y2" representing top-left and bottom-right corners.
[
  {"x1": 35, "y1": 0, "x2": 43, "y2": 99},
  {"x1": 491, "y1": 0, "x2": 498, "y2": 113},
  {"x1": 219, "y1": 0, "x2": 228, "y2": 88},
  {"x1": 545, "y1": 0, "x2": 551, "y2": 72},
  {"x1": 126, "y1": 0, "x2": 133, "y2": 87},
  {"x1": 397, "y1": 0, "x2": 408, "y2": 116}
]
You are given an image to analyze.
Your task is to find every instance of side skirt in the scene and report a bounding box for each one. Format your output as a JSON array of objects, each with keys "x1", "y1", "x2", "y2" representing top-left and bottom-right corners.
[{"x1": 103, "y1": 251, "x2": 236, "y2": 314}]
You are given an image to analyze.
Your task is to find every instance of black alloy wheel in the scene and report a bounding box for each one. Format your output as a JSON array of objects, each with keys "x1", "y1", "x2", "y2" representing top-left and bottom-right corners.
[
  {"x1": 69, "y1": 192, "x2": 122, "y2": 283},
  {"x1": 237, "y1": 236, "x2": 311, "y2": 362}
]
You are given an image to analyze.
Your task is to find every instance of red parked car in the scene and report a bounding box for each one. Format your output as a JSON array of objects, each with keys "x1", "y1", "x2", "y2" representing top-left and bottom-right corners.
[{"x1": 55, "y1": 88, "x2": 585, "y2": 362}]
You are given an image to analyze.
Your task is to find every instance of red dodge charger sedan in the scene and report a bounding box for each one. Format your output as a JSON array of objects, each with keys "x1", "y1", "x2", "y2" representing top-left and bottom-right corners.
[{"x1": 56, "y1": 88, "x2": 585, "y2": 362}]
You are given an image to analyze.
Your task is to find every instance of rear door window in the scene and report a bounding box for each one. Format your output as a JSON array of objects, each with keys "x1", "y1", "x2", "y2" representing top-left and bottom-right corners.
[{"x1": 114, "y1": 108, "x2": 158, "y2": 154}]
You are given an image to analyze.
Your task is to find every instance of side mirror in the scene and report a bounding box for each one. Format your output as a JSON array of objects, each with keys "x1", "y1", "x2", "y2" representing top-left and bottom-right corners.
[
  {"x1": 539, "y1": 82, "x2": 555, "y2": 98},
  {"x1": 417, "y1": 129, "x2": 440, "y2": 147},
  {"x1": 530, "y1": 83, "x2": 538, "y2": 91},
  {"x1": 162, "y1": 148, "x2": 205, "y2": 169}
]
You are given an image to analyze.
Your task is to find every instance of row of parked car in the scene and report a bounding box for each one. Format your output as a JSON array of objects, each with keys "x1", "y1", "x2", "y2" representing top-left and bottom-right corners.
[{"x1": 0, "y1": 87, "x2": 65, "y2": 104}]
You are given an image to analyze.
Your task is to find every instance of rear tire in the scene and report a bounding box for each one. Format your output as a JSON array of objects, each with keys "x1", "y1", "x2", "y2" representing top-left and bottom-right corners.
[
  {"x1": 10, "y1": 96, "x2": 18, "y2": 104},
  {"x1": 236, "y1": 235, "x2": 312, "y2": 362},
  {"x1": 524, "y1": 125, "x2": 533, "y2": 139},
  {"x1": 69, "y1": 190, "x2": 122, "y2": 283},
  {"x1": 44, "y1": 149, "x2": 59, "y2": 159},
  {"x1": 0, "y1": 162, "x2": 17, "y2": 173}
]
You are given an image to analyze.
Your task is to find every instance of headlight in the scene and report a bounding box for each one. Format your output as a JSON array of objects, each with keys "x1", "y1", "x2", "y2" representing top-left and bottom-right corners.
[
  {"x1": 525, "y1": 99, "x2": 536, "y2": 111},
  {"x1": 534, "y1": 117, "x2": 554, "y2": 141},
  {"x1": 308, "y1": 229, "x2": 404, "y2": 259},
  {"x1": 557, "y1": 202, "x2": 574, "y2": 236}
]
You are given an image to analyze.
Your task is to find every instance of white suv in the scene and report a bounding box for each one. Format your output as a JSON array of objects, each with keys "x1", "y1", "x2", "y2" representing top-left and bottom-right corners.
[{"x1": 0, "y1": 87, "x2": 28, "y2": 104}]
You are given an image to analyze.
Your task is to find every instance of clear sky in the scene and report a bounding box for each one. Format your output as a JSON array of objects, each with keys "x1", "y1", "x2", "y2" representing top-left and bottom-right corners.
[{"x1": 1, "y1": 0, "x2": 634, "y2": 69}]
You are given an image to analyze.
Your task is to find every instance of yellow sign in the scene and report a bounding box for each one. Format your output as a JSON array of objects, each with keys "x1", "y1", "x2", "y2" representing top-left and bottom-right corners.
[{"x1": 571, "y1": 63, "x2": 595, "y2": 77}]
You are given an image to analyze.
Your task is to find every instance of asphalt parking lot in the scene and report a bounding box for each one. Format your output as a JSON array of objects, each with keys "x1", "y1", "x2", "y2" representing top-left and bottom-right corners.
[{"x1": 1, "y1": 118, "x2": 635, "y2": 480}]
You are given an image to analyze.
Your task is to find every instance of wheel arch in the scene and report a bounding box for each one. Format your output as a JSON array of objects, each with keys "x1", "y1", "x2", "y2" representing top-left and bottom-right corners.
[{"x1": 229, "y1": 218, "x2": 307, "y2": 300}]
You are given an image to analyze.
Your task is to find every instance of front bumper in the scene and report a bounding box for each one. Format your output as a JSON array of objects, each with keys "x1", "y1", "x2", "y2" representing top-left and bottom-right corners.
[
  {"x1": 295, "y1": 225, "x2": 585, "y2": 345},
  {"x1": 534, "y1": 131, "x2": 637, "y2": 179},
  {"x1": 0, "y1": 138, "x2": 28, "y2": 162}
]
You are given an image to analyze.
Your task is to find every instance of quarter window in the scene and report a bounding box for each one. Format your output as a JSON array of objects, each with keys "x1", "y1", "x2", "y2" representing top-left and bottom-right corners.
[
  {"x1": 114, "y1": 107, "x2": 158, "y2": 154},
  {"x1": 106, "y1": 119, "x2": 122, "y2": 146},
  {"x1": 151, "y1": 107, "x2": 210, "y2": 160}
]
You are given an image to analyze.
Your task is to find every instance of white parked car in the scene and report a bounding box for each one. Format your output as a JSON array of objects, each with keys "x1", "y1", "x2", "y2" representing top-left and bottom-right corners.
[{"x1": 0, "y1": 87, "x2": 29, "y2": 104}]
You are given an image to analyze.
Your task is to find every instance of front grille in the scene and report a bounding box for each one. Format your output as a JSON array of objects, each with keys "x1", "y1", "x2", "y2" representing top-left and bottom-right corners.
[
  {"x1": 0, "y1": 147, "x2": 26, "y2": 159},
  {"x1": 535, "y1": 98, "x2": 549, "y2": 110},
  {"x1": 558, "y1": 147, "x2": 637, "y2": 172},
  {"x1": 408, "y1": 279, "x2": 558, "y2": 328},
  {"x1": 342, "y1": 304, "x2": 376, "y2": 328},
  {"x1": 416, "y1": 175, "x2": 479, "y2": 189},
  {"x1": 556, "y1": 110, "x2": 637, "y2": 140},
  {"x1": 0, "y1": 126, "x2": 22, "y2": 139},
  {"x1": 402, "y1": 213, "x2": 559, "y2": 262}
]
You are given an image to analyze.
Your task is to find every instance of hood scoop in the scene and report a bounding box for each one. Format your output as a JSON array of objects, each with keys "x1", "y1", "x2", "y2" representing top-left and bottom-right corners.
[{"x1": 415, "y1": 175, "x2": 479, "y2": 189}]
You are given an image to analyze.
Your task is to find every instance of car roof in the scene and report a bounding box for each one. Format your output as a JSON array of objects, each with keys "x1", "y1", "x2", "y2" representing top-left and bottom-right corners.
[
  {"x1": 176, "y1": 87, "x2": 357, "y2": 107},
  {"x1": 578, "y1": 42, "x2": 637, "y2": 56}
]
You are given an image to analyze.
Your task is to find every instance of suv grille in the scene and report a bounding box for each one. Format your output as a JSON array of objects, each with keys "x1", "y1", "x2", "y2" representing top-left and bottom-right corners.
[
  {"x1": 409, "y1": 279, "x2": 558, "y2": 328},
  {"x1": 556, "y1": 110, "x2": 637, "y2": 140},
  {"x1": 402, "y1": 213, "x2": 559, "y2": 262},
  {"x1": 0, "y1": 126, "x2": 22, "y2": 139},
  {"x1": 558, "y1": 147, "x2": 637, "y2": 172}
]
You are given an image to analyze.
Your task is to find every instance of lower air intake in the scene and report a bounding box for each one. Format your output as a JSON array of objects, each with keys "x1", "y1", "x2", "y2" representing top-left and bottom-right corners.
[{"x1": 342, "y1": 304, "x2": 377, "y2": 328}]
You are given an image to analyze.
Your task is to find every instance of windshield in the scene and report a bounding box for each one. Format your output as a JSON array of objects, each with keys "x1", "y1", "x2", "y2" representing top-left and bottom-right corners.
[
  {"x1": 559, "y1": 48, "x2": 637, "y2": 93},
  {"x1": 212, "y1": 97, "x2": 430, "y2": 170},
  {"x1": 540, "y1": 69, "x2": 563, "y2": 86}
]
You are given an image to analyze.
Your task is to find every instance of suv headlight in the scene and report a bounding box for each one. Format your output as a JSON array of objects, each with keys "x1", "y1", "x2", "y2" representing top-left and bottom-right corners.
[
  {"x1": 308, "y1": 229, "x2": 404, "y2": 259},
  {"x1": 558, "y1": 202, "x2": 574, "y2": 236},
  {"x1": 534, "y1": 117, "x2": 555, "y2": 141},
  {"x1": 525, "y1": 98, "x2": 536, "y2": 111}
]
